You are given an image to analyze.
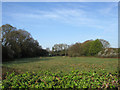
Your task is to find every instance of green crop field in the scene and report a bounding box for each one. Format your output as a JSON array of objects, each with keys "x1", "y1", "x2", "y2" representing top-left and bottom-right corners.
[{"x1": 2, "y1": 56, "x2": 119, "y2": 89}]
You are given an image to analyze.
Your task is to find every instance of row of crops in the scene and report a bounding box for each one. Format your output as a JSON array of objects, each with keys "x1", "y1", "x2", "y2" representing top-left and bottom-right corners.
[{"x1": 2, "y1": 70, "x2": 119, "y2": 89}]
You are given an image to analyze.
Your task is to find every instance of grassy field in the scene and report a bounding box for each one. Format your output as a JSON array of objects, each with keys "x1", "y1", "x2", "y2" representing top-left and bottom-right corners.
[
  {"x1": 2, "y1": 56, "x2": 119, "y2": 88},
  {"x1": 2, "y1": 56, "x2": 118, "y2": 73}
]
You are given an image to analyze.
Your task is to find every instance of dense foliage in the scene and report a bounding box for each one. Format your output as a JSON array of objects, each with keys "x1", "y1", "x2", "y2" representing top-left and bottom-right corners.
[
  {"x1": 51, "y1": 44, "x2": 69, "y2": 56},
  {"x1": 1, "y1": 24, "x2": 48, "y2": 61},
  {"x1": 68, "y1": 43, "x2": 83, "y2": 57},
  {"x1": 1, "y1": 24, "x2": 112, "y2": 59},
  {"x1": 89, "y1": 39, "x2": 103, "y2": 56},
  {"x1": 51, "y1": 39, "x2": 110, "y2": 57},
  {"x1": 2, "y1": 70, "x2": 118, "y2": 89}
]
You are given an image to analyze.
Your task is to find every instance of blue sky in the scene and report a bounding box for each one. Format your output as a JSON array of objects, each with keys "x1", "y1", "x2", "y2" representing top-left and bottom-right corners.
[{"x1": 2, "y1": 2, "x2": 118, "y2": 49}]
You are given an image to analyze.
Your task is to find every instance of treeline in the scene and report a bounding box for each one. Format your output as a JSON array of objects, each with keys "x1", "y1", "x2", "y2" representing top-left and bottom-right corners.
[
  {"x1": 1, "y1": 24, "x2": 48, "y2": 62},
  {"x1": 1, "y1": 24, "x2": 116, "y2": 62},
  {"x1": 50, "y1": 39, "x2": 111, "y2": 57}
]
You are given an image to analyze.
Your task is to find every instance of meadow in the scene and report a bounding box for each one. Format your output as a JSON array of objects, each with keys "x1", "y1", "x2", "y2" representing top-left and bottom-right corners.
[
  {"x1": 2, "y1": 56, "x2": 119, "y2": 88},
  {"x1": 3, "y1": 56, "x2": 118, "y2": 73}
]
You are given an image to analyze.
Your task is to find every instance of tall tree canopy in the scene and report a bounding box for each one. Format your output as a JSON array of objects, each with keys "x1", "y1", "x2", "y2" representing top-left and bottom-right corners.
[
  {"x1": 67, "y1": 39, "x2": 105, "y2": 57},
  {"x1": 81, "y1": 40, "x2": 93, "y2": 56},
  {"x1": 52, "y1": 44, "x2": 69, "y2": 56},
  {"x1": 1, "y1": 24, "x2": 48, "y2": 61},
  {"x1": 89, "y1": 39, "x2": 103, "y2": 56},
  {"x1": 68, "y1": 43, "x2": 83, "y2": 57}
]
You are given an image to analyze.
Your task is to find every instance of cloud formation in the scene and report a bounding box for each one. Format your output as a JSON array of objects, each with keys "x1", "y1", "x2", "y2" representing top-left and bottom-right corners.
[{"x1": 9, "y1": 3, "x2": 117, "y2": 31}]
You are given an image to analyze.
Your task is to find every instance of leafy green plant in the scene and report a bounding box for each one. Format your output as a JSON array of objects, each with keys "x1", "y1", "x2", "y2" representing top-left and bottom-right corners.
[{"x1": 2, "y1": 70, "x2": 119, "y2": 89}]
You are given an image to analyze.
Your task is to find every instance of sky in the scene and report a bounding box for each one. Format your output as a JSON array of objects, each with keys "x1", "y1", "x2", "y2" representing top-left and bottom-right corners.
[
  {"x1": 1, "y1": 0, "x2": 119, "y2": 2},
  {"x1": 2, "y1": 2, "x2": 118, "y2": 49}
]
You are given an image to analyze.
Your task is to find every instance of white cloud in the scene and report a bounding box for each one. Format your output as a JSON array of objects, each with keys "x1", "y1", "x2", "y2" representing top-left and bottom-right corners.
[
  {"x1": 4, "y1": 2, "x2": 117, "y2": 37},
  {"x1": 9, "y1": 5, "x2": 117, "y2": 31}
]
